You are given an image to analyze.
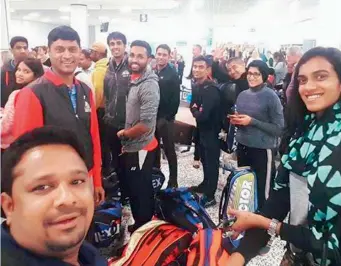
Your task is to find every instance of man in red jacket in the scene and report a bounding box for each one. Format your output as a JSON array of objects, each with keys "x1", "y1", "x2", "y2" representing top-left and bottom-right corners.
[{"x1": 12, "y1": 26, "x2": 105, "y2": 204}]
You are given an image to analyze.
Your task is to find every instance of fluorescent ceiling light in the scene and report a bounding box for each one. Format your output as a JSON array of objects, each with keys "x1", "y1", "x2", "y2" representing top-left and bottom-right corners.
[
  {"x1": 59, "y1": 6, "x2": 71, "y2": 12},
  {"x1": 60, "y1": 15, "x2": 69, "y2": 20},
  {"x1": 28, "y1": 12, "x2": 40, "y2": 17},
  {"x1": 99, "y1": 16, "x2": 109, "y2": 22},
  {"x1": 41, "y1": 18, "x2": 51, "y2": 23},
  {"x1": 120, "y1": 6, "x2": 132, "y2": 13},
  {"x1": 9, "y1": 8, "x2": 15, "y2": 13}
]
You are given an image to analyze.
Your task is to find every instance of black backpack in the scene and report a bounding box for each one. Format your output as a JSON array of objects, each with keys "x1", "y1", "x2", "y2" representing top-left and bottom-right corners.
[{"x1": 218, "y1": 82, "x2": 238, "y2": 153}]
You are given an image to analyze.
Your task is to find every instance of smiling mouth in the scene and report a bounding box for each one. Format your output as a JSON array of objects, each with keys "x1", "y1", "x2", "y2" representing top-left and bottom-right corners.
[{"x1": 306, "y1": 94, "x2": 323, "y2": 101}]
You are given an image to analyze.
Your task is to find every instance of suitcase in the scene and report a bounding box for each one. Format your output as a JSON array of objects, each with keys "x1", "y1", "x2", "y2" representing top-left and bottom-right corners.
[{"x1": 173, "y1": 120, "x2": 195, "y2": 146}]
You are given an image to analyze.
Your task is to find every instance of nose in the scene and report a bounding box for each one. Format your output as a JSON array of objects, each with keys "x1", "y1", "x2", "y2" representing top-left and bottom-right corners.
[
  {"x1": 304, "y1": 79, "x2": 317, "y2": 91},
  {"x1": 63, "y1": 49, "x2": 72, "y2": 58},
  {"x1": 54, "y1": 183, "x2": 77, "y2": 207}
]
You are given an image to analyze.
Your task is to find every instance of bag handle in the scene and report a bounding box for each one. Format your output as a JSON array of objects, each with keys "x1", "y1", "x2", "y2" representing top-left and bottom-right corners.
[
  {"x1": 179, "y1": 192, "x2": 216, "y2": 228},
  {"x1": 321, "y1": 224, "x2": 341, "y2": 266}
]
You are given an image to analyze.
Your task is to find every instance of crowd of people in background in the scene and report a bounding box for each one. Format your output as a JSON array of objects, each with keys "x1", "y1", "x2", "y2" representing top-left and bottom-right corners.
[{"x1": 0, "y1": 24, "x2": 340, "y2": 266}]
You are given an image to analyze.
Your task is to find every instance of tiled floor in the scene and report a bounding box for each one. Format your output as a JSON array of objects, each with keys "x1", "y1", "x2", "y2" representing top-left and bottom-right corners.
[{"x1": 103, "y1": 148, "x2": 286, "y2": 265}]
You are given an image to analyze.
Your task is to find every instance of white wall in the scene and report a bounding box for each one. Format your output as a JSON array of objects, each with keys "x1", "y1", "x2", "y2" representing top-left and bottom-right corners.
[{"x1": 9, "y1": 20, "x2": 59, "y2": 48}]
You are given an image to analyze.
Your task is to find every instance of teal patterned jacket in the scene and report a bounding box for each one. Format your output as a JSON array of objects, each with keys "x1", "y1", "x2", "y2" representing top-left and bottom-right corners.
[{"x1": 274, "y1": 101, "x2": 341, "y2": 265}]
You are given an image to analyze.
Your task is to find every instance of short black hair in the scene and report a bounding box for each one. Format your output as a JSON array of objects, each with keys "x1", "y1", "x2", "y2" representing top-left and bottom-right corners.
[
  {"x1": 1, "y1": 126, "x2": 88, "y2": 196},
  {"x1": 193, "y1": 55, "x2": 211, "y2": 67},
  {"x1": 81, "y1": 49, "x2": 92, "y2": 59},
  {"x1": 47, "y1": 26, "x2": 81, "y2": 47},
  {"x1": 194, "y1": 44, "x2": 202, "y2": 51},
  {"x1": 130, "y1": 40, "x2": 152, "y2": 57},
  {"x1": 156, "y1": 44, "x2": 171, "y2": 55},
  {"x1": 247, "y1": 60, "x2": 270, "y2": 82},
  {"x1": 107, "y1": 31, "x2": 127, "y2": 45},
  {"x1": 10, "y1": 36, "x2": 28, "y2": 49}
]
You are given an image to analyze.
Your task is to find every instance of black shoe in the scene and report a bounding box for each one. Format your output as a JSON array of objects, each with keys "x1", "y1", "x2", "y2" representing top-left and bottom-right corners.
[
  {"x1": 127, "y1": 224, "x2": 138, "y2": 234},
  {"x1": 200, "y1": 195, "x2": 217, "y2": 208},
  {"x1": 167, "y1": 181, "x2": 178, "y2": 189},
  {"x1": 120, "y1": 197, "x2": 130, "y2": 207},
  {"x1": 189, "y1": 183, "x2": 206, "y2": 193}
]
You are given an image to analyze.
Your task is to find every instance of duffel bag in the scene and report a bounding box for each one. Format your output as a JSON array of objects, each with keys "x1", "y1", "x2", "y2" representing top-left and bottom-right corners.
[
  {"x1": 187, "y1": 228, "x2": 230, "y2": 266},
  {"x1": 88, "y1": 200, "x2": 124, "y2": 252},
  {"x1": 155, "y1": 188, "x2": 216, "y2": 233},
  {"x1": 152, "y1": 167, "x2": 165, "y2": 192},
  {"x1": 108, "y1": 220, "x2": 192, "y2": 266}
]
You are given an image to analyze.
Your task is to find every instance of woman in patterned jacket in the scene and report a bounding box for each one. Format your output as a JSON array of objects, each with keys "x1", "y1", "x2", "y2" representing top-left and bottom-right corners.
[{"x1": 226, "y1": 47, "x2": 341, "y2": 266}]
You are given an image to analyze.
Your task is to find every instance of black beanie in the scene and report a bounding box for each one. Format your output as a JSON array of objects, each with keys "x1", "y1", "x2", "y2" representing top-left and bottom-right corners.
[{"x1": 248, "y1": 60, "x2": 270, "y2": 82}]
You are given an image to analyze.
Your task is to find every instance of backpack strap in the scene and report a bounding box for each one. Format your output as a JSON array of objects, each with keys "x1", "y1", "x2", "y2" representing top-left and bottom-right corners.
[{"x1": 74, "y1": 70, "x2": 82, "y2": 76}]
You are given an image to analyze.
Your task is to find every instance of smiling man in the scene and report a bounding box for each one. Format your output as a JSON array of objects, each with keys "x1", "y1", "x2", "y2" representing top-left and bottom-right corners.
[
  {"x1": 190, "y1": 56, "x2": 221, "y2": 207},
  {"x1": 102, "y1": 32, "x2": 129, "y2": 178},
  {"x1": 12, "y1": 26, "x2": 105, "y2": 204},
  {"x1": 116, "y1": 40, "x2": 160, "y2": 233},
  {"x1": 154, "y1": 44, "x2": 180, "y2": 188},
  {"x1": 1, "y1": 127, "x2": 106, "y2": 266}
]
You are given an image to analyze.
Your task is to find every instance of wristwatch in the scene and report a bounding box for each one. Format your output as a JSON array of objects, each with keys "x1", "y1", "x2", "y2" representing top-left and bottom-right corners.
[{"x1": 267, "y1": 219, "x2": 279, "y2": 238}]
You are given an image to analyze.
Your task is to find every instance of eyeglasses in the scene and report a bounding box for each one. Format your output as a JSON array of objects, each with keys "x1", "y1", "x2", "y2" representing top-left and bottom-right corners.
[{"x1": 247, "y1": 72, "x2": 261, "y2": 78}]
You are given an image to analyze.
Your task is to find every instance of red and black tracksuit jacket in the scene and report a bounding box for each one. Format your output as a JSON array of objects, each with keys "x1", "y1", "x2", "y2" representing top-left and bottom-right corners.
[{"x1": 12, "y1": 70, "x2": 102, "y2": 188}]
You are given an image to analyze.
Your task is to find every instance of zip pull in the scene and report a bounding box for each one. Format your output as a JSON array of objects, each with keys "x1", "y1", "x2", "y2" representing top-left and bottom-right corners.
[{"x1": 75, "y1": 114, "x2": 79, "y2": 119}]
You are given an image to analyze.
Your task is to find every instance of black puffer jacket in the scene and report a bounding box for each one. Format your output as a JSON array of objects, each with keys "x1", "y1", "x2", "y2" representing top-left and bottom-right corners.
[{"x1": 103, "y1": 57, "x2": 130, "y2": 129}]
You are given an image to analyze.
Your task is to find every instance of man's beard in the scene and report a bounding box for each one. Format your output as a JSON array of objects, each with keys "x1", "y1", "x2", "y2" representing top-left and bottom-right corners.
[
  {"x1": 45, "y1": 229, "x2": 85, "y2": 253},
  {"x1": 129, "y1": 63, "x2": 147, "y2": 74}
]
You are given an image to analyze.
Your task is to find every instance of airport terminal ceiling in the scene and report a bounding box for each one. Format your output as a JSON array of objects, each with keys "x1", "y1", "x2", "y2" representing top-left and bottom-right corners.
[{"x1": 8, "y1": 0, "x2": 320, "y2": 26}]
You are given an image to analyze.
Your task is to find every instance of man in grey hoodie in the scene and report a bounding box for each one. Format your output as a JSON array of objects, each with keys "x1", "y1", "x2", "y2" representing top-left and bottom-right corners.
[{"x1": 117, "y1": 40, "x2": 160, "y2": 233}]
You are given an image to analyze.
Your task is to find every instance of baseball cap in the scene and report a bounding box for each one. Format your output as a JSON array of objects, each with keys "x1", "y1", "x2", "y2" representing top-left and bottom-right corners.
[{"x1": 91, "y1": 42, "x2": 107, "y2": 54}]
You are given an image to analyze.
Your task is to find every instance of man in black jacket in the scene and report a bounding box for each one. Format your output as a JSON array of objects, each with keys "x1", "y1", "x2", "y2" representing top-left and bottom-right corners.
[
  {"x1": 190, "y1": 56, "x2": 221, "y2": 207},
  {"x1": 1, "y1": 36, "x2": 29, "y2": 107},
  {"x1": 103, "y1": 32, "x2": 130, "y2": 200},
  {"x1": 103, "y1": 32, "x2": 130, "y2": 171},
  {"x1": 154, "y1": 44, "x2": 180, "y2": 188}
]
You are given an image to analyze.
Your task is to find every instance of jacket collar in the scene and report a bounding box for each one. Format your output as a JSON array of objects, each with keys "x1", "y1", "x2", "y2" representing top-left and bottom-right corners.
[
  {"x1": 109, "y1": 55, "x2": 128, "y2": 71},
  {"x1": 44, "y1": 69, "x2": 80, "y2": 87},
  {"x1": 156, "y1": 63, "x2": 170, "y2": 75},
  {"x1": 1, "y1": 224, "x2": 107, "y2": 266},
  {"x1": 194, "y1": 78, "x2": 216, "y2": 89},
  {"x1": 130, "y1": 68, "x2": 158, "y2": 85}
]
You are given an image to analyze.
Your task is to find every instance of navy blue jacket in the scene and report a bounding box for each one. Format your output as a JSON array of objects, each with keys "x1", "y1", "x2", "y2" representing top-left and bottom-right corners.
[{"x1": 1, "y1": 224, "x2": 107, "y2": 266}]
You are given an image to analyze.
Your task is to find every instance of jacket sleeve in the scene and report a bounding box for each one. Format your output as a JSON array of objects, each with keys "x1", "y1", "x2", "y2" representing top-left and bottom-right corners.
[
  {"x1": 249, "y1": 92, "x2": 284, "y2": 137},
  {"x1": 212, "y1": 61, "x2": 230, "y2": 84},
  {"x1": 139, "y1": 80, "x2": 160, "y2": 129},
  {"x1": 13, "y1": 87, "x2": 44, "y2": 139},
  {"x1": 1, "y1": 91, "x2": 19, "y2": 137},
  {"x1": 89, "y1": 91, "x2": 102, "y2": 187},
  {"x1": 168, "y1": 75, "x2": 180, "y2": 119},
  {"x1": 191, "y1": 88, "x2": 218, "y2": 123}
]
